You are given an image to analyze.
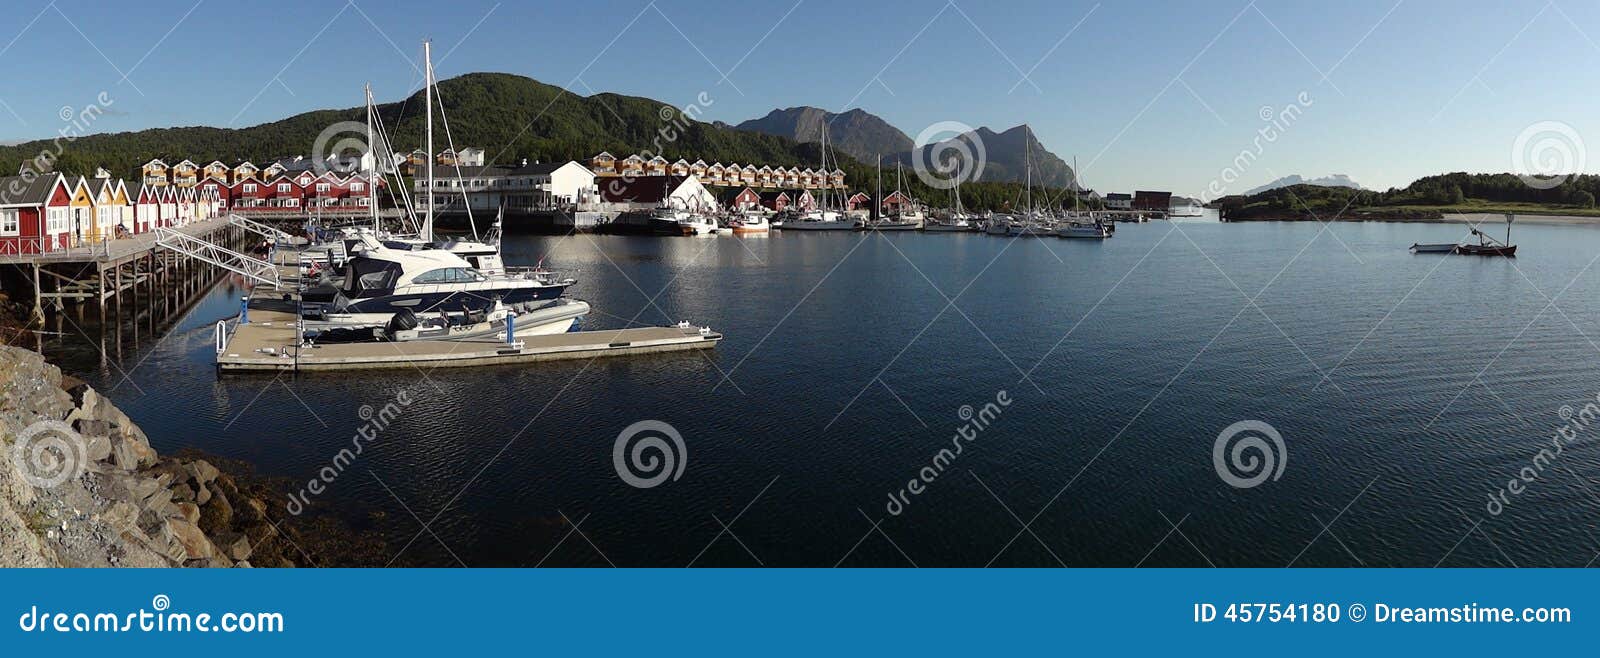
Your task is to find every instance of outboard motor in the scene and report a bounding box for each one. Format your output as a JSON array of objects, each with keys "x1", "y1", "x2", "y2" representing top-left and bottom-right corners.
[{"x1": 385, "y1": 308, "x2": 419, "y2": 335}]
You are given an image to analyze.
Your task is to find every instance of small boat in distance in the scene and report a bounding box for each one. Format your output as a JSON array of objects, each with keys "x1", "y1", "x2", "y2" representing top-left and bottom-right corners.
[{"x1": 1409, "y1": 242, "x2": 1458, "y2": 253}]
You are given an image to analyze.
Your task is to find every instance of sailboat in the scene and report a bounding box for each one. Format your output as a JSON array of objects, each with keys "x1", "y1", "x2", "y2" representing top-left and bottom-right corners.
[
  {"x1": 1006, "y1": 128, "x2": 1051, "y2": 237},
  {"x1": 781, "y1": 117, "x2": 852, "y2": 231},
  {"x1": 301, "y1": 41, "x2": 578, "y2": 329},
  {"x1": 1054, "y1": 156, "x2": 1110, "y2": 239},
  {"x1": 925, "y1": 155, "x2": 974, "y2": 232},
  {"x1": 865, "y1": 161, "x2": 922, "y2": 231}
]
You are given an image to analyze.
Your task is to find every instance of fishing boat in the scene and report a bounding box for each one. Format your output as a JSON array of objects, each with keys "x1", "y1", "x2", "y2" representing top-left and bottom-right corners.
[
  {"x1": 730, "y1": 211, "x2": 770, "y2": 234},
  {"x1": 1454, "y1": 214, "x2": 1518, "y2": 257}
]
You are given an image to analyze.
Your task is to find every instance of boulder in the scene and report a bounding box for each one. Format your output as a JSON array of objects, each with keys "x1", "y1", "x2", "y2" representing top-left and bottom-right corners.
[
  {"x1": 185, "y1": 460, "x2": 220, "y2": 485},
  {"x1": 198, "y1": 492, "x2": 233, "y2": 532},
  {"x1": 165, "y1": 518, "x2": 217, "y2": 560},
  {"x1": 194, "y1": 483, "x2": 212, "y2": 506},
  {"x1": 173, "y1": 502, "x2": 200, "y2": 524}
]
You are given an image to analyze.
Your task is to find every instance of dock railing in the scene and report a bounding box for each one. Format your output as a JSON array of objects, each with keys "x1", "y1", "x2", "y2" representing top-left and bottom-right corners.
[
  {"x1": 227, "y1": 213, "x2": 296, "y2": 245},
  {"x1": 154, "y1": 227, "x2": 280, "y2": 289}
]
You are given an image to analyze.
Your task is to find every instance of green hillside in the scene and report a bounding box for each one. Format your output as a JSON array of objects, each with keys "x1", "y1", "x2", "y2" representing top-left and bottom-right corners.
[
  {"x1": 1213, "y1": 172, "x2": 1600, "y2": 220},
  {"x1": 0, "y1": 72, "x2": 1068, "y2": 212}
]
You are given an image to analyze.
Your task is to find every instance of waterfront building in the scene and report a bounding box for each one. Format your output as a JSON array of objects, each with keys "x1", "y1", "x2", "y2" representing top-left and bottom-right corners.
[
  {"x1": 140, "y1": 159, "x2": 168, "y2": 187},
  {"x1": 758, "y1": 190, "x2": 790, "y2": 211},
  {"x1": 646, "y1": 155, "x2": 669, "y2": 176},
  {"x1": 670, "y1": 159, "x2": 690, "y2": 177},
  {"x1": 171, "y1": 160, "x2": 199, "y2": 188},
  {"x1": 844, "y1": 192, "x2": 871, "y2": 212},
  {"x1": 202, "y1": 161, "x2": 230, "y2": 182},
  {"x1": 1105, "y1": 193, "x2": 1132, "y2": 210},
  {"x1": 590, "y1": 152, "x2": 617, "y2": 175},
  {"x1": 134, "y1": 184, "x2": 158, "y2": 233},
  {"x1": 720, "y1": 187, "x2": 761, "y2": 211},
  {"x1": 1133, "y1": 190, "x2": 1172, "y2": 212},
  {"x1": 412, "y1": 161, "x2": 599, "y2": 214},
  {"x1": 599, "y1": 175, "x2": 716, "y2": 212},
  {"x1": 0, "y1": 173, "x2": 71, "y2": 254}
]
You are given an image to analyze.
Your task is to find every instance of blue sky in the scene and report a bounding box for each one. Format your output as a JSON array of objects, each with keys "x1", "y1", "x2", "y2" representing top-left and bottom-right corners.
[{"x1": 2, "y1": 0, "x2": 1597, "y2": 196}]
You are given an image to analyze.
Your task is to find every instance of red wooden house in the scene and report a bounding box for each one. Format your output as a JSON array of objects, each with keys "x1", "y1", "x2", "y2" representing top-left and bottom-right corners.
[
  {"x1": 844, "y1": 192, "x2": 872, "y2": 212},
  {"x1": 0, "y1": 173, "x2": 71, "y2": 254},
  {"x1": 230, "y1": 177, "x2": 269, "y2": 210},
  {"x1": 264, "y1": 175, "x2": 306, "y2": 210},
  {"x1": 196, "y1": 178, "x2": 231, "y2": 212},
  {"x1": 759, "y1": 190, "x2": 791, "y2": 211},
  {"x1": 719, "y1": 187, "x2": 761, "y2": 211}
]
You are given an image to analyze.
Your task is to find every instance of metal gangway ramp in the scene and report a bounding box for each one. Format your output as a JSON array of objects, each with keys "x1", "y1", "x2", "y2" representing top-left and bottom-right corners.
[
  {"x1": 227, "y1": 214, "x2": 296, "y2": 245},
  {"x1": 154, "y1": 227, "x2": 281, "y2": 289}
]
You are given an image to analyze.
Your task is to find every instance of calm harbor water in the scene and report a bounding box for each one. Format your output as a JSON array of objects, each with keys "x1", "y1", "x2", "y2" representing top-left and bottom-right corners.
[{"x1": 44, "y1": 215, "x2": 1600, "y2": 567}]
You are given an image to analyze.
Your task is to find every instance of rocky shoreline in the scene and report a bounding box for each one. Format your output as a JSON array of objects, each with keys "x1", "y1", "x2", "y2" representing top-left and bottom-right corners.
[{"x1": 0, "y1": 346, "x2": 323, "y2": 568}]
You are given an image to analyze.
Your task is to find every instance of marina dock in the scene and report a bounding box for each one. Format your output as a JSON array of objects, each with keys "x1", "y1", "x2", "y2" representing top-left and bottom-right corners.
[{"x1": 216, "y1": 289, "x2": 722, "y2": 372}]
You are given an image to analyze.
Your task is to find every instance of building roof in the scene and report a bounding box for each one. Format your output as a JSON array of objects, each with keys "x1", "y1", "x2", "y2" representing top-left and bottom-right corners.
[
  {"x1": 758, "y1": 191, "x2": 790, "y2": 202},
  {"x1": 0, "y1": 173, "x2": 60, "y2": 206},
  {"x1": 508, "y1": 161, "x2": 586, "y2": 176},
  {"x1": 420, "y1": 165, "x2": 515, "y2": 179},
  {"x1": 599, "y1": 175, "x2": 692, "y2": 203},
  {"x1": 716, "y1": 187, "x2": 757, "y2": 203}
]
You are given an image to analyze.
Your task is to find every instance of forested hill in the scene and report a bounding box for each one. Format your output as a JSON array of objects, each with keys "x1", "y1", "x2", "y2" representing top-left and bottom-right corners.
[
  {"x1": 0, "y1": 72, "x2": 1068, "y2": 211},
  {"x1": 1213, "y1": 172, "x2": 1600, "y2": 220}
]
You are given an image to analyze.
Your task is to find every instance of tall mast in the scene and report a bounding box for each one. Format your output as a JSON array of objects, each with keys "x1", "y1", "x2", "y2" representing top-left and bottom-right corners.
[
  {"x1": 1024, "y1": 126, "x2": 1033, "y2": 215},
  {"x1": 423, "y1": 40, "x2": 434, "y2": 242},
  {"x1": 365, "y1": 83, "x2": 378, "y2": 232}
]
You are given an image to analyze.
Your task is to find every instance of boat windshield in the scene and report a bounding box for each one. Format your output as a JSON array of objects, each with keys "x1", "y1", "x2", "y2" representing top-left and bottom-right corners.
[{"x1": 343, "y1": 258, "x2": 403, "y2": 294}]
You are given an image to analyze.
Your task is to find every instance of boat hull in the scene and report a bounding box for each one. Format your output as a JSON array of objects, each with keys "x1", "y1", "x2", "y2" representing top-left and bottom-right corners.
[
  {"x1": 1455, "y1": 244, "x2": 1516, "y2": 256},
  {"x1": 1409, "y1": 243, "x2": 1457, "y2": 253},
  {"x1": 779, "y1": 221, "x2": 855, "y2": 231}
]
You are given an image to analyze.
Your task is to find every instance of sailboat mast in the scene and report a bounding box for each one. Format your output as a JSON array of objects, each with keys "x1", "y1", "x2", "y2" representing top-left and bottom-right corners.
[
  {"x1": 1024, "y1": 127, "x2": 1032, "y2": 215},
  {"x1": 365, "y1": 84, "x2": 378, "y2": 232},
  {"x1": 423, "y1": 40, "x2": 434, "y2": 242}
]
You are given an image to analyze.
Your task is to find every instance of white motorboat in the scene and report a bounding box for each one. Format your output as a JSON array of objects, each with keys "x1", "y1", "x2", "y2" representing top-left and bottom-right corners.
[
  {"x1": 305, "y1": 239, "x2": 575, "y2": 328},
  {"x1": 1054, "y1": 221, "x2": 1111, "y2": 239}
]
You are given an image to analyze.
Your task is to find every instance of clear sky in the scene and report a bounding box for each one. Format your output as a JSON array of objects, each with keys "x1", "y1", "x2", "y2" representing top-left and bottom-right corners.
[{"x1": 2, "y1": 0, "x2": 1596, "y2": 196}]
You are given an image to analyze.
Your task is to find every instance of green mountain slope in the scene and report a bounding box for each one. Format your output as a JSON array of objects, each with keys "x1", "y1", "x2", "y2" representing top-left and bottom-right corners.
[{"x1": 0, "y1": 72, "x2": 1068, "y2": 211}]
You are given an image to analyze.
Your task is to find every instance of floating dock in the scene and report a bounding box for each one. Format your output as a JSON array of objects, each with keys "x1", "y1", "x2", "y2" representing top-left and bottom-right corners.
[{"x1": 215, "y1": 292, "x2": 721, "y2": 372}]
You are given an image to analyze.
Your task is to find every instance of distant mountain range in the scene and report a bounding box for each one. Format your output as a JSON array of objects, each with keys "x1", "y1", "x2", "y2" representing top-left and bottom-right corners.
[
  {"x1": 1245, "y1": 174, "x2": 1364, "y2": 195},
  {"x1": 735, "y1": 106, "x2": 1075, "y2": 189}
]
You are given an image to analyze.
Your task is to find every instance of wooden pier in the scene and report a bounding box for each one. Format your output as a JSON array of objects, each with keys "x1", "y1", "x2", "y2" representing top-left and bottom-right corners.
[{"x1": 0, "y1": 217, "x2": 256, "y2": 322}]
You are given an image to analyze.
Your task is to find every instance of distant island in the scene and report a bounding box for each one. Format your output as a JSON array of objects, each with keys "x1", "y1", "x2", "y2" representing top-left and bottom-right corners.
[
  {"x1": 1213, "y1": 172, "x2": 1600, "y2": 223},
  {"x1": 1245, "y1": 174, "x2": 1364, "y2": 196}
]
